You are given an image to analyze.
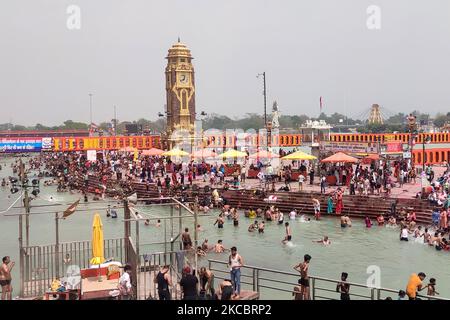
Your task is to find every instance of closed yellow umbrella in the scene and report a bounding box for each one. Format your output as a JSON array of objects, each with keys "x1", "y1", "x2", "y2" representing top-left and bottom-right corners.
[
  {"x1": 90, "y1": 213, "x2": 105, "y2": 265},
  {"x1": 162, "y1": 148, "x2": 189, "y2": 157},
  {"x1": 217, "y1": 149, "x2": 248, "y2": 159},
  {"x1": 281, "y1": 151, "x2": 317, "y2": 160}
]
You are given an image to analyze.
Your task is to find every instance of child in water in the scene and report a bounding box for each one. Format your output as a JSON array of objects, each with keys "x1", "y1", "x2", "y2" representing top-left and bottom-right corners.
[{"x1": 427, "y1": 278, "x2": 439, "y2": 297}]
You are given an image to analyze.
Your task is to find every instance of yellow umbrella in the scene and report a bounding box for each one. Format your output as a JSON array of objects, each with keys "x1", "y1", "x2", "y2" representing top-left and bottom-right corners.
[
  {"x1": 281, "y1": 151, "x2": 317, "y2": 160},
  {"x1": 217, "y1": 149, "x2": 248, "y2": 159},
  {"x1": 161, "y1": 148, "x2": 189, "y2": 157},
  {"x1": 90, "y1": 213, "x2": 105, "y2": 265}
]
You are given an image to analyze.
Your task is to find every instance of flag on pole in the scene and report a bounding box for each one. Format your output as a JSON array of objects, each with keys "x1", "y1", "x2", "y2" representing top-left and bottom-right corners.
[
  {"x1": 62, "y1": 199, "x2": 80, "y2": 219},
  {"x1": 320, "y1": 97, "x2": 323, "y2": 112}
]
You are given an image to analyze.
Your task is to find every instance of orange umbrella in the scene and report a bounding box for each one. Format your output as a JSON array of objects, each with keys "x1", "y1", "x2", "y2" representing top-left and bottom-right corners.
[
  {"x1": 321, "y1": 152, "x2": 358, "y2": 163},
  {"x1": 142, "y1": 148, "x2": 164, "y2": 156},
  {"x1": 249, "y1": 150, "x2": 279, "y2": 159},
  {"x1": 191, "y1": 149, "x2": 217, "y2": 159}
]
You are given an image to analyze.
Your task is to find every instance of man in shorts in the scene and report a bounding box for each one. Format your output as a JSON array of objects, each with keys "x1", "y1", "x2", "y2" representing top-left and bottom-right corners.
[
  {"x1": 294, "y1": 254, "x2": 311, "y2": 300},
  {"x1": 0, "y1": 256, "x2": 15, "y2": 300}
]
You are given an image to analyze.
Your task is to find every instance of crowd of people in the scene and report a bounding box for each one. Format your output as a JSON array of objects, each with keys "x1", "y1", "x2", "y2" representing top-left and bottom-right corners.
[{"x1": 1, "y1": 151, "x2": 450, "y2": 300}]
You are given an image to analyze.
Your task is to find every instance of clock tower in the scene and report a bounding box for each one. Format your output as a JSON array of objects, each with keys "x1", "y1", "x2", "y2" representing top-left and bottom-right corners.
[{"x1": 165, "y1": 39, "x2": 196, "y2": 140}]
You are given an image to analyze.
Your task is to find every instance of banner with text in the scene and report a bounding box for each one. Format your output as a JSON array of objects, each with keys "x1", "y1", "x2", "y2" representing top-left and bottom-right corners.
[{"x1": 0, "y1": 138, "x2": 43, "y2": 153}]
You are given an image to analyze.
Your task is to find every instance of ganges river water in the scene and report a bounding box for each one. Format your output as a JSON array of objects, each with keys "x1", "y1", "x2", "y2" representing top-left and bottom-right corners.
[{"x1": 1, "y1": 156, "x2": 449, "y2": 299}]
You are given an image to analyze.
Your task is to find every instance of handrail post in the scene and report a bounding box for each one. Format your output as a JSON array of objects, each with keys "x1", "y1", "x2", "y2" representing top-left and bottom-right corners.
[
  {"x1": 19, "y1": 215, "x2": 24, "y2": 298},
  {"x1": 256, "y1": 269, "x2": 260, "y2": 293},
  {"x1": 370, "y1": 288, "x2": 375, "y2": 300},
  {"x1": 311, "y1": 277, "x2": 316, "y2": 300},
  {"x1": 252, "y1": 268, "x2": 257, "y2": 292}
]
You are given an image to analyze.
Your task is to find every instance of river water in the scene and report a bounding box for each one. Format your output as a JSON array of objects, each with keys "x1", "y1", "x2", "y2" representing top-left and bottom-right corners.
[{"x1": 1, "y1": 157, "x2": 449, "y2": 299}]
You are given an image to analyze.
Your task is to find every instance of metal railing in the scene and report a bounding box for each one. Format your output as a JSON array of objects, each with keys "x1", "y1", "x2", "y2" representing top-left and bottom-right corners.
[
  {"x1": 21, "y1": 238, "x2": 125, "y2": 298},
  {"x1": 138, "y1": 250, "x2": 195, "y2": 300},
  {"x1": 208, "y1": 259, "x2": 448, "y2": 301}
]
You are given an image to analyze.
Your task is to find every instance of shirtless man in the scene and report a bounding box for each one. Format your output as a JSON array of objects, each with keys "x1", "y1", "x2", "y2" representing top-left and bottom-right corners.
[
  {"x1": 345, "y1": 215, "x2": 352, "y2": 227},
  {"x1": 376, "y1": 214, "x2": 385, "y2": 226},
  {"x1": 258, "y1": 221, "x2": 265, "y2": 233},
  {"x1": 214, "y1": 214, "x2": 225, "y2": 229},
  {"x1": 388, "y1": 216, "x2": 397, "y2": 226},
  {"x1": 282, "y1": 222, "x2": 292, "y2": 244},
  {"x1": 181, "y1": 228, "x2": 193, "y2": 250},
  {"x1": 294, "y1": 254, "x2": 311, "y2": 300},
  {"x1": 214, "y1": 240, "x2": 226, "y2": 253},
  {"x1": 202, "y1": 239, "x2": 210, "y2": 252},
  {"x1": 0, "y1": 256, "x2": 15, "y2": 300}
]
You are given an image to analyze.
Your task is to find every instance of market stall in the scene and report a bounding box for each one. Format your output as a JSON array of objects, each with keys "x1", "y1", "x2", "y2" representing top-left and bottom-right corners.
[
  {"x1": 281, "y1": 151, "x2": 316, "y2": 180},
  {"x1": 320, "y1": 152, "x2": 359, "y2": 186}
]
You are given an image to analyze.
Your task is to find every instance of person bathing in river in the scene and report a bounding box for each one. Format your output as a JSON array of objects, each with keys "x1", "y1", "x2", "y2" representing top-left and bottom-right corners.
[
  {"x1": 364, "y1": 216, "x2": 373, "y2": 228},
  {"x1": 282, "y1": 222, "x2": 292, "y2": 244},
  {"x1": 376, "y1": 214, "x2": 385, "y2": 226},
  {"x1": 214, "y1": 240, "x2": 227, "y2": 253},
  {"x1": 312, "y1": 198, "x2": 321, "y2": 220},
  {"x1": 248, "y1": 221, "x2": 258, "y2": 232},
  {"x1": 214, "y1": 214, "x2": 225, "y2": 229},
  {"x1": 313, "y1": 236, "x2": 331, "y2": 245},
  {"x1": 289, "y1": 209, "x2": 297, "y2": 220},
  {"x1": 202, "y1": 239, "x2": 210, "y2": 252},
  {"x1": 258, "y1": 221, "x2": 265, "y2": 233}
]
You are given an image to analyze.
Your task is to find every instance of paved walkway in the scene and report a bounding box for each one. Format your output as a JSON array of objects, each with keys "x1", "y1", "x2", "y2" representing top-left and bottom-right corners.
[{"x1": 187, "y1": 166, "x2": 448, "y2": 199}]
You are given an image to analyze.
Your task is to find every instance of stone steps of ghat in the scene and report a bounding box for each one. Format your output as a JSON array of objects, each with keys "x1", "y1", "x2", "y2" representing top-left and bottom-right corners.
[{"x1": 82, "y1": 177, "x2": 435, "y2": 224}]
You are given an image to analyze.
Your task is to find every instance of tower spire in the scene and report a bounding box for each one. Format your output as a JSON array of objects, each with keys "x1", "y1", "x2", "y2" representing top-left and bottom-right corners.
[{"x1": 177, "y1": 36, "x2": 181, "y2": 43}]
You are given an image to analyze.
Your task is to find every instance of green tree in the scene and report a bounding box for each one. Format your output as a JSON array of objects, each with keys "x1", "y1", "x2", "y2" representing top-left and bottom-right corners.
[{"x1": 62, "y1": 120, "x2": 88, "y2": 130}]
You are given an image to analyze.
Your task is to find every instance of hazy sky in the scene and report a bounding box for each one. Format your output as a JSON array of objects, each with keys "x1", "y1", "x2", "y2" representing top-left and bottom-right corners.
[{"x1": 1, "y1": 0, "x2": 450, "y2": 126}]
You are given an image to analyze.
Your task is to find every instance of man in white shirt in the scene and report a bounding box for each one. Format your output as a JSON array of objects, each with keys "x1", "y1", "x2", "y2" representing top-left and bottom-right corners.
[
  {"x1": 119, "y1": 265, "x2": 132, "y2": 300},
  {"x1": 240, "y1": 166, "x2": 247, "y2": 184},
  {"x1": 298, "y1": 174, "x2": 305, "y2": 191}
]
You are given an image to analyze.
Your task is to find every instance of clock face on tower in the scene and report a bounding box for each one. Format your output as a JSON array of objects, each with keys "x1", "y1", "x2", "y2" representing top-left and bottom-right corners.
[{"x1": 179, "y1": 73, "x2": 189, "y2": 84}]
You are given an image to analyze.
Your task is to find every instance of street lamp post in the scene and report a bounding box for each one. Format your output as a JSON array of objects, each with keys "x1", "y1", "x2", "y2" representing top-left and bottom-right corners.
[
  {"x1": 89, "y1": 93, "x2": 93, "y2": 125},
  {"x1": 257, "y1": 72, "x2": 269, "y2": 150},
  {"x1": 422, "y1": 135, "x2": 431, "y2": 172}
]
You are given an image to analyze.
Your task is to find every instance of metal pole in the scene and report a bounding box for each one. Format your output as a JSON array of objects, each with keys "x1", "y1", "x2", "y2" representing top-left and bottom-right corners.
[
  {"x1": 114, "y1": 105, "x2": 117, "y2": 136},
  {"x1": 19, "y1": 160, "x2": 31, "y2": 247},
  {"x1": 24, "y1": 186, "x2": 30, "y2": 248},
  {"x1": 193, "y1": 200, "x2": 198, "y2": 278},
  {"x1": 55, "y1": 213, "x2": 60, "y2": 278},
  {"x1": 124, "y1": 200, "x2": 130, "y2": 262},
  {"x1": 178, "y1": 205, "x2": 182, "y2": 250},
  {"x1": 263, "y1": 72, "x2": 267, "y2": 130},
  {"x1": 135, "y1": 220, "x2": 140, "y2": 300},
  {"x1": 19, "y1": 215, "x2": 24, "y2": 297},
  {"x1": 422, "y1": 138, "x2": 425, "y2": 172},
  {"x1": 170, "y1": 206, "x2": 174, "y2": 253},
  {"x1": 89, "y1": 93, "x2": 93, "y2": 126},
  {"x1": 164, "y1": 219, "x2": 167, "y2": 254}
]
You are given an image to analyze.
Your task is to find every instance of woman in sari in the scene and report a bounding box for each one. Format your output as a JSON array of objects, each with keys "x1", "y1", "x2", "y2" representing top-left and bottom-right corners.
[
  {"x1": 327, "y1": 195, "x2": 334, "y2": 214},
  {"x1": 335, "y1": 189, "x2": 344, "y2": 215}
]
